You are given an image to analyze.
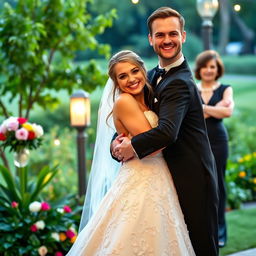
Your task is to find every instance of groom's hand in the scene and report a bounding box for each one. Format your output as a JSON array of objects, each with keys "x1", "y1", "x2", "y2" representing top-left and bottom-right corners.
[{"x1": 114, "y1": 137, "x2": 135, "y2": 162}]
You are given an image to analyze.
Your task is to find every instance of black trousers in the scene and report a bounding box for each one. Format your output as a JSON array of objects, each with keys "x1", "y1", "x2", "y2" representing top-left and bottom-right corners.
[{"x1": 210, "y1": 140, "x2": 228, "y2": 243}]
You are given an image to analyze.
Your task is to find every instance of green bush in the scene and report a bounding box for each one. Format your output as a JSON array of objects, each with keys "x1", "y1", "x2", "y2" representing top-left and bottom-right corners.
[
  {"x1": 0, "y1": 164, "x2": 81, "y2": 255},
  {"x1": 226, "y1": 110, "x2": 256, "y2": 160},
  {"x1": 226, "y1": 152, "x2": 256, "y2": 208},
  {"x1": 182, "y1": 32, "x2": 203, "y2": 62},
  {"x1": 222, "y1": 55, "x2": 256, "y2": 75},
  {"x1": 225, "y1": 110, "x2": 256, "y2": 208}
]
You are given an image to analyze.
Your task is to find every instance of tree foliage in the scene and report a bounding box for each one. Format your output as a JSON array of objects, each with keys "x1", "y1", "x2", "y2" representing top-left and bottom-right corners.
[{"x1": 0, "y1": 0, "x2": 117, "y2": 119}]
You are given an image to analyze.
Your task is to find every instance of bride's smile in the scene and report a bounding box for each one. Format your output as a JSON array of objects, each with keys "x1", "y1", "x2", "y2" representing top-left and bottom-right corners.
[{"x1": 115, "y1": 62, "x2": 146, "y2": 96}]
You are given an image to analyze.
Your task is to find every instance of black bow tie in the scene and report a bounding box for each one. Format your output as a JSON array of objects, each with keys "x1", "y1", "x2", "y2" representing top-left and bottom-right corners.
[
  {"x1": 155, "y1": 66, "x2": 166, "y2": 78},
  {"x1": 152, "y1": 66, "x2": 166, "y2": 86}
]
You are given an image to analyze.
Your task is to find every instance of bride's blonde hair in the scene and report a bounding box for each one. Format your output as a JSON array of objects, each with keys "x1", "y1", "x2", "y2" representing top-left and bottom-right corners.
[
  {"x1": 106, "y1": 50, "x2": 153, "y2": 123},
  {"x1": 108, "y1": 50, "x2": 153, "y2": 103}
]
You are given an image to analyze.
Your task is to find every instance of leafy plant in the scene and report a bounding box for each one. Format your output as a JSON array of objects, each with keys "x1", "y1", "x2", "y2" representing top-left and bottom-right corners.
[
  {"x1": 0, "y1": 0, "x2": 117, "y2": 165},
  {"x1": 0, "y1": 164, "x2": 81, "y2": 255},
  {"x1": 226, "y1": 152, "x2": 256, "y2": 209}
]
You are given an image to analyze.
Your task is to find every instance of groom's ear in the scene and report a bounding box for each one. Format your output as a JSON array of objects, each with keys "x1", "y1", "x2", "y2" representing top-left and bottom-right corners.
[
  {"x1": 182, "y1": 31, "x2": 186, "y2": 43},
  {"x1": 148, "y1": 34, "x2": 153, "y2": 46}
]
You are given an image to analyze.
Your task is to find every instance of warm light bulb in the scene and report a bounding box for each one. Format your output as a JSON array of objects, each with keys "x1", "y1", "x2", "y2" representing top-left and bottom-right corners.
[
  {"x1": 234, "y1": 4, "x2": 241, "y2": 12},
  {"x1": 131, "y1": 0, "x2": 139, "y2": 4}
]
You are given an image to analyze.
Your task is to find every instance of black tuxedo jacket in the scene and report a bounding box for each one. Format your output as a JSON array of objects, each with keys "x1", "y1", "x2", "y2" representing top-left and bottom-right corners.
[{"x1": 132, "y1": 59, "x2": 219, "y2": 256}]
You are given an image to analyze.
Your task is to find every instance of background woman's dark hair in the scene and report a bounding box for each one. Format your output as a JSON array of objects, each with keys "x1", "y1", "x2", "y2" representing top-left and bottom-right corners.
[{"x1": 194, "y1": 50, "x2": 225, "y2": 81}]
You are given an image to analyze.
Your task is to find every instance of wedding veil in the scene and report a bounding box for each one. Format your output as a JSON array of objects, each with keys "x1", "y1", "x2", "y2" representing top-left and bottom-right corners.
[{"x1": 79, "y1": 78, "x2": 121, "y2": 232}]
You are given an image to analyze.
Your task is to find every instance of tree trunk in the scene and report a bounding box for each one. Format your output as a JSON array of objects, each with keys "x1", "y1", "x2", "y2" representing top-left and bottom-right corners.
[{"x1": 218, "y1": 0, "x2": 231, "y2": 55}]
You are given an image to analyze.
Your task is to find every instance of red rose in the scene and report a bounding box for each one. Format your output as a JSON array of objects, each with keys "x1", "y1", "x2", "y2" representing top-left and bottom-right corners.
[
  {"x1": 0, "y1": 133, "x2": 6, "y2": 141},
  {"x1": 11, "y1": 201, "x2": 19, "y2": 208},
  {"x1": 63, "y1": 205, "x2": 72, "y2": 213},
  {"x1": 28, "y1": 131, "x2": 36, "y2": 140},
  {"x1": 30, "y1": 224, "x2": 37, "y2": 232},
  {"x1": 17, "y1": 117, "x2": 27, "y2": 124},
  {"x1": 41, "y1": 202, "x2": 51, "y2": 211},
  {"x1": 55, "y1": 252, "x2": 64, "y2": 256},
  {"x1": 66, "y1": 229, "x2": 75, "y2": 239}
]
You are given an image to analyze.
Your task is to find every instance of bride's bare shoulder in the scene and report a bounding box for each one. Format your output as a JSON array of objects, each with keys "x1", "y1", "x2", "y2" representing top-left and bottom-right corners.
[{"x1": 113, "y1": 93, "x2": 139, "y2": 113}]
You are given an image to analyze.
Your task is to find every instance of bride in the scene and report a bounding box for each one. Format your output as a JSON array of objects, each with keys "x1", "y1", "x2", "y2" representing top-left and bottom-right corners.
[{"x1": 66, "y1": 50, "x2": 195, "y2": 255}]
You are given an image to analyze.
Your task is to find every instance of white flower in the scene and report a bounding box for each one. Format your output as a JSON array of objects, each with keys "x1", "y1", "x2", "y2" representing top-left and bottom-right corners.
[
  {"x1": 32, "y1": 123, "x2": 44, "y2": 137},
  {"x1": 35, "y1": 220, "x2": 45, "y2": 230},
  {"x1": 57, "y1": 208, "x2": 64, "y2": 214},
  {"x1": 38, "y1": 245, "x2": 48, "y2": 256},
  {"x1": 29, "y1": 201, "x2": 42, "y2": 212},
  {"x1": 51, "y1": 232, "x2": 60, "y2": 241}
]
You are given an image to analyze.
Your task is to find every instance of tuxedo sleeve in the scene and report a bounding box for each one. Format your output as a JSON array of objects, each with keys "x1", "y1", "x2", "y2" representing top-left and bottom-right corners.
[{"x1": 131, "y1": 80, "x2": 191, "y2": 159}]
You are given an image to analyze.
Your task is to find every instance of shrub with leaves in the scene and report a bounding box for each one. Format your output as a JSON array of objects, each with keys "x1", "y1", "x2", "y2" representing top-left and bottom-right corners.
[
  {"x1": 226, "y1": 152, "x2": 256, "y2": 209},
  {"x1": 0, "y1": 165, "x2": 81, "y2": 255},
  {"x1": 0, "y1": 0, "x2": 117, "y2": 166}
]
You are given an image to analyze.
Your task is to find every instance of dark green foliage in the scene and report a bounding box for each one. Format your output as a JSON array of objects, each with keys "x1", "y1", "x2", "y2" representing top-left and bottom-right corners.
[
  {"x1": 0, "y1": 164, "x2": 82, "y2": 255},
  {"x1": 223, "y1": 55, "x2": 256, "y2": 75},
  {"x1": 0, "y1": 0, "x2": 117, "y2": 119}
]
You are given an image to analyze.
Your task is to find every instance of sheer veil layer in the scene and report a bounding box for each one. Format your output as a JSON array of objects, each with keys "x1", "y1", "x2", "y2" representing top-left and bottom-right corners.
[{"x1": 79, "y1": 78, "x2": 121, "y2": 232}]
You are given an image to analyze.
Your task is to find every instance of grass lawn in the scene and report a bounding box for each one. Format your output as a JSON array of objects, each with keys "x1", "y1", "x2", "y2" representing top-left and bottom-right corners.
[{"x1": 220, "y1": 207, "x2": 256, "y2": 255}]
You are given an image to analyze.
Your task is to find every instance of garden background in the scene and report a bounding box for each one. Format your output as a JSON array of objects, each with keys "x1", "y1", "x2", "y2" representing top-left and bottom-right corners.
[{"x1": 0, "y1": 0, "x2": 256, "y2": 255}]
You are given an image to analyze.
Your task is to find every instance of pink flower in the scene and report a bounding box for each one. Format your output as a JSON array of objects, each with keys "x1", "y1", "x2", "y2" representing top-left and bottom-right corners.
[
  {"x1": 30, "y1": 224, "x2": 38, "y2": 232},
  {"x1": 0, "y1": 125, "x2": 7, "y2": 134},
  {"x1": 0, "y1": 133, "x2": 6, "y2": 141},
  {"x1": 6, "y1": 118, "x2": 19, "y2": 131},
  {"x1": 17, "y1": 117, "x2": 27, "y2": 125},
  {"x1": 63, "y1": 205, "x2": 72, "y2": 213},
  {"x1": 55, "y1": 252, "x2": 64, "y2": 256},
  {"x1": 41, "y1": 202, "x2": 51, "y2": 211},
  {"x1": 66, "y1": 229, "x2": 75, "y2": 239},
  {"x1": 15, "y1": 128, "x2": 29, "y2": 140},
  {"x1": 11, "y1": 201, "x2": 19, "y2": 208}
]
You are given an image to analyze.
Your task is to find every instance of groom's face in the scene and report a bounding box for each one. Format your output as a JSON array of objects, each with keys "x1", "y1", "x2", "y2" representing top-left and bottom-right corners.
[{"x1": 148, "y1": 16, "x2": 186, "y2": 67}]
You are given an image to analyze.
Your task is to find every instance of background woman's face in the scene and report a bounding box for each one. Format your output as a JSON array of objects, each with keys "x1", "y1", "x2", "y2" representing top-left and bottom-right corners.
[
  {"x1": 199, "y1": 58, "x2": 218, "y2": 82},
  {"x1": 114, "y1": 62, "x2": 145, "y2": 96}
]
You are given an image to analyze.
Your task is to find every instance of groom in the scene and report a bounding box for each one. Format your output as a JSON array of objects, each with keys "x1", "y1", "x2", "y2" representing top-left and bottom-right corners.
[{"x1": 113, "y1": 7, "x2": 219, "y2": 256}]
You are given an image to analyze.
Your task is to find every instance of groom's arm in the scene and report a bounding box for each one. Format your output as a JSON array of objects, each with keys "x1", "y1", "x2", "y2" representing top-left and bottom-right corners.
[{"x1": 132, "y1": 80, "x2": 191, "y2": 159}]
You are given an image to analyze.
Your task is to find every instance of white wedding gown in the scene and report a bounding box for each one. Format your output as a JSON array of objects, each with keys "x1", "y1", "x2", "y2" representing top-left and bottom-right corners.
[{"x1": 67, "y1": 111, "x2": 195, "y2": 256}]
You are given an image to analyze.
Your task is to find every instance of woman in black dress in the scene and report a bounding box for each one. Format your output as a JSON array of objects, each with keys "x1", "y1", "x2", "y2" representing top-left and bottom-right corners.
[{"x1": 194, "y1": 50, "x2": 234, "y2": 248}]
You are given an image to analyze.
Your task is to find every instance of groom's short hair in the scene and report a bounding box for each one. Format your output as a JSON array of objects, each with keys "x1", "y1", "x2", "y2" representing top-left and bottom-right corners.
[{"x1": 147, "y1": 7, "x2": 185, "y2": 35}]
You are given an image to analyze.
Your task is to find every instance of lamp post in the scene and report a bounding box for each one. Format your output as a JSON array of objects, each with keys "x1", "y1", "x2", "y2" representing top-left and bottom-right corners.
[
  {"x1": 197, "y1": 0, "x2": 219, "y2": 50},
  {"x1": 70, "y1": 90, "x2": 90, "y2": 197}
]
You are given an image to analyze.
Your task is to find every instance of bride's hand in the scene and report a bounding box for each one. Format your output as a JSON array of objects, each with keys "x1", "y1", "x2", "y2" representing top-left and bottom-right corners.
[
  {"x1": 111, "y1": 133, "x2": 125, "y2": 159},
  {"x1": 114, "y1": 137, "x2": 135, "y2": 162}
]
